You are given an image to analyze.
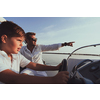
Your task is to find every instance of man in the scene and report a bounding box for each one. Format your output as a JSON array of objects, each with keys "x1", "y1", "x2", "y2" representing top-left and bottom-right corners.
[{"x1": 20, "y1": 32, "x2": 75, "y2": 76}]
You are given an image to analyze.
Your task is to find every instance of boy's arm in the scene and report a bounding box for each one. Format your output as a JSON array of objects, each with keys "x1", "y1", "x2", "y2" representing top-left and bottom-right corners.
[
  {"x1": 0, "y1": 69, "x2": 69, "y2": 84},
  {"x1": 20, "y1": 53, "x2": 61, "y2": 71},
  {"x1": 26, "y1": 62, "x2": 61, "y2": 71}
]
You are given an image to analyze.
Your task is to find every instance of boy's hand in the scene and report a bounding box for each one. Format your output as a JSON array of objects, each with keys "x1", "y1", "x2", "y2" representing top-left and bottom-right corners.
[
  {"x1": 56, "y1": 63, "x2": 62, "y2": 70},
  {"x1": 52, "y1": 71, "x2": 69, "y2": 84}
]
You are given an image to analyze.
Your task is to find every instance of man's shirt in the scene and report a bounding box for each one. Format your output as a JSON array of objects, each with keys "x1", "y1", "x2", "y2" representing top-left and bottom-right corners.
[{"x1": 20, "y1": 43, "x2": 62, "y2": 76}]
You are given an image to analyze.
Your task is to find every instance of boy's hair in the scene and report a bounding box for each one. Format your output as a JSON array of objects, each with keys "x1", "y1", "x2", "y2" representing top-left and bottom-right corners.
[
  {"x1": 0, "y1": 21, "x2": 25, "y2": 43},
  {"x1": 25, "y1": 32, "x2": 36, "y2": 40}
]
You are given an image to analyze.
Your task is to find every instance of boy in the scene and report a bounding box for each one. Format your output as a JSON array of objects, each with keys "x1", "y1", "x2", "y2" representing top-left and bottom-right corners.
[{"x1": 0, "y1": 21, "x2": 69, "y2": 84}]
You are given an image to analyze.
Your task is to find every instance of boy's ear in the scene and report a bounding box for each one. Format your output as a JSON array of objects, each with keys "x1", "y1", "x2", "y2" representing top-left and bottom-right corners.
[{"x1": 1, "y1": 35, "x2": 8, "y2": 43}]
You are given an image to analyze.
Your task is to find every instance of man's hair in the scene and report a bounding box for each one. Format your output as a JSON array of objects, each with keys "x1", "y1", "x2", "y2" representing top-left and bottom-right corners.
[
  {"x1": 25, "y1": 32, "x2": 36, "y2": 40},
  {"x1": 0, "y1": 21, "x2": 25, "y2": 43}
]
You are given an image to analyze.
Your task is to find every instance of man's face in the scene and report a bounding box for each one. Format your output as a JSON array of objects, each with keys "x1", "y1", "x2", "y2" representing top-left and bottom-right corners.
[
  {"x1": 26, "y1": 35, "x2": 37, "y2": 46},
  {"x1": 6, "y1": 36, "x2": 24, "y2": 54}
]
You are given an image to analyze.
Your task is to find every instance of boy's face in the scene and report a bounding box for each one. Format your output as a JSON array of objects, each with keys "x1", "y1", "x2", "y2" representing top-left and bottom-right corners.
[{"x1": 6, "y1": 36, "x2": 24, "y2": 54}]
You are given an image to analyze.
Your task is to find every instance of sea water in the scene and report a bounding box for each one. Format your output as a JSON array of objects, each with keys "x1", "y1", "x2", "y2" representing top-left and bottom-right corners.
[
  {"x1": 43, "y1": 54, "x2": 68, "y2": 65},
  {"x1": 43, "y1": 54, "x2": 100, "y2": 66}
]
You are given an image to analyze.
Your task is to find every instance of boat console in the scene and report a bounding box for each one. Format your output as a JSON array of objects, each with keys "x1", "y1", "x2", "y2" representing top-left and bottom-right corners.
[
  {"x1": 75, "y1": 60, "x2": 100, "y2": 84},
  {"x1": 60, "y1": 43, "x2": 100, "y2": 84},
  {"x1": 60, "y1": 59, "x2": 100, "y2": 84}
]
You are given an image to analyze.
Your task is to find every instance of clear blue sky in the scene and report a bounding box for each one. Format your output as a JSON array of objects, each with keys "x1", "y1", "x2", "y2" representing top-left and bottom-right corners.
[{"x1": 1, "y1": 17, "x2": 100, "y2": 54}]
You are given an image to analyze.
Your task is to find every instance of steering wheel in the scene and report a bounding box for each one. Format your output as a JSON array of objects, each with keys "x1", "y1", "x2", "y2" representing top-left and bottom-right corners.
[
  {"x1": 74, "y1": 59, "x2": 93, "y2": 71},
  {"x1": 59, "y1": 59, "x2": 67, "y2": 72},
  {"x1": 59, "y1": 59, "x2": 84, "y2": 84},
  {"x1": 59, "y1": 59, "x2": 92, "y2": 84},
  {"x1": 69, "y1": 59, "x2": 93, "y2": 84}
]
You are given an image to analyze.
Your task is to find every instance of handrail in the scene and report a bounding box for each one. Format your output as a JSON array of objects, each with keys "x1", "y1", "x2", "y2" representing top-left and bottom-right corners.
[
  {"x1": 43, "y1": 52, "x2": 100, "y2": 57},
  {"x1": 66, "y1": 43, "x2": 100, "y2": 67}
]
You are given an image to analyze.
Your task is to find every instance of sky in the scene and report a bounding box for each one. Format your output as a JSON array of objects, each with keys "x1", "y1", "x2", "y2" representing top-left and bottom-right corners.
[{"x1": 1, "y1": 17, "x2": 100, "y2": 54}]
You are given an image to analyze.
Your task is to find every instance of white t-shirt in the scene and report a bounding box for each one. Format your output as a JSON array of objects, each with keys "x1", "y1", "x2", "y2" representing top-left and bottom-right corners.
[
  {"x1": 0, "y1": 50, "x2": 31, "y2": 83},
  {"x1": 20, "y1": 43, "x2": 62, "y2": 76}
]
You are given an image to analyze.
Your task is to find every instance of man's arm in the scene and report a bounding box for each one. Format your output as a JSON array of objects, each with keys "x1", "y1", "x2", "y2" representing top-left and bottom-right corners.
[
  {"x1": 0, "y1": 69, "x2": 69, "y2": 84},
  {"x1": 40, "y1": 44, "x2": 62, "y2": 51},
  {"x1": 41, "y1": 42, "x2": 75, "y2": 52}
]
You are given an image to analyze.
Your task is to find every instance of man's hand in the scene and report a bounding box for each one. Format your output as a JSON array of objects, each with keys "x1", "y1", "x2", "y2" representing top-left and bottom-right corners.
[
  {"x1": 66, "y1": 42, "x2": 75, "y2": 47},
  {"x1": 52, "y1": 71, "x2": 69, "y2": 84},
  {"x1": 62, "y1": 42, "x2": 75, "y2": 47}
]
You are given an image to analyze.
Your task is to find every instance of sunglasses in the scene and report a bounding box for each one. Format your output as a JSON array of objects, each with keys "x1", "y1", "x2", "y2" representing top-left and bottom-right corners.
[{"x1": 30, "y1": 38, "x2": 37, "y2": 41}]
